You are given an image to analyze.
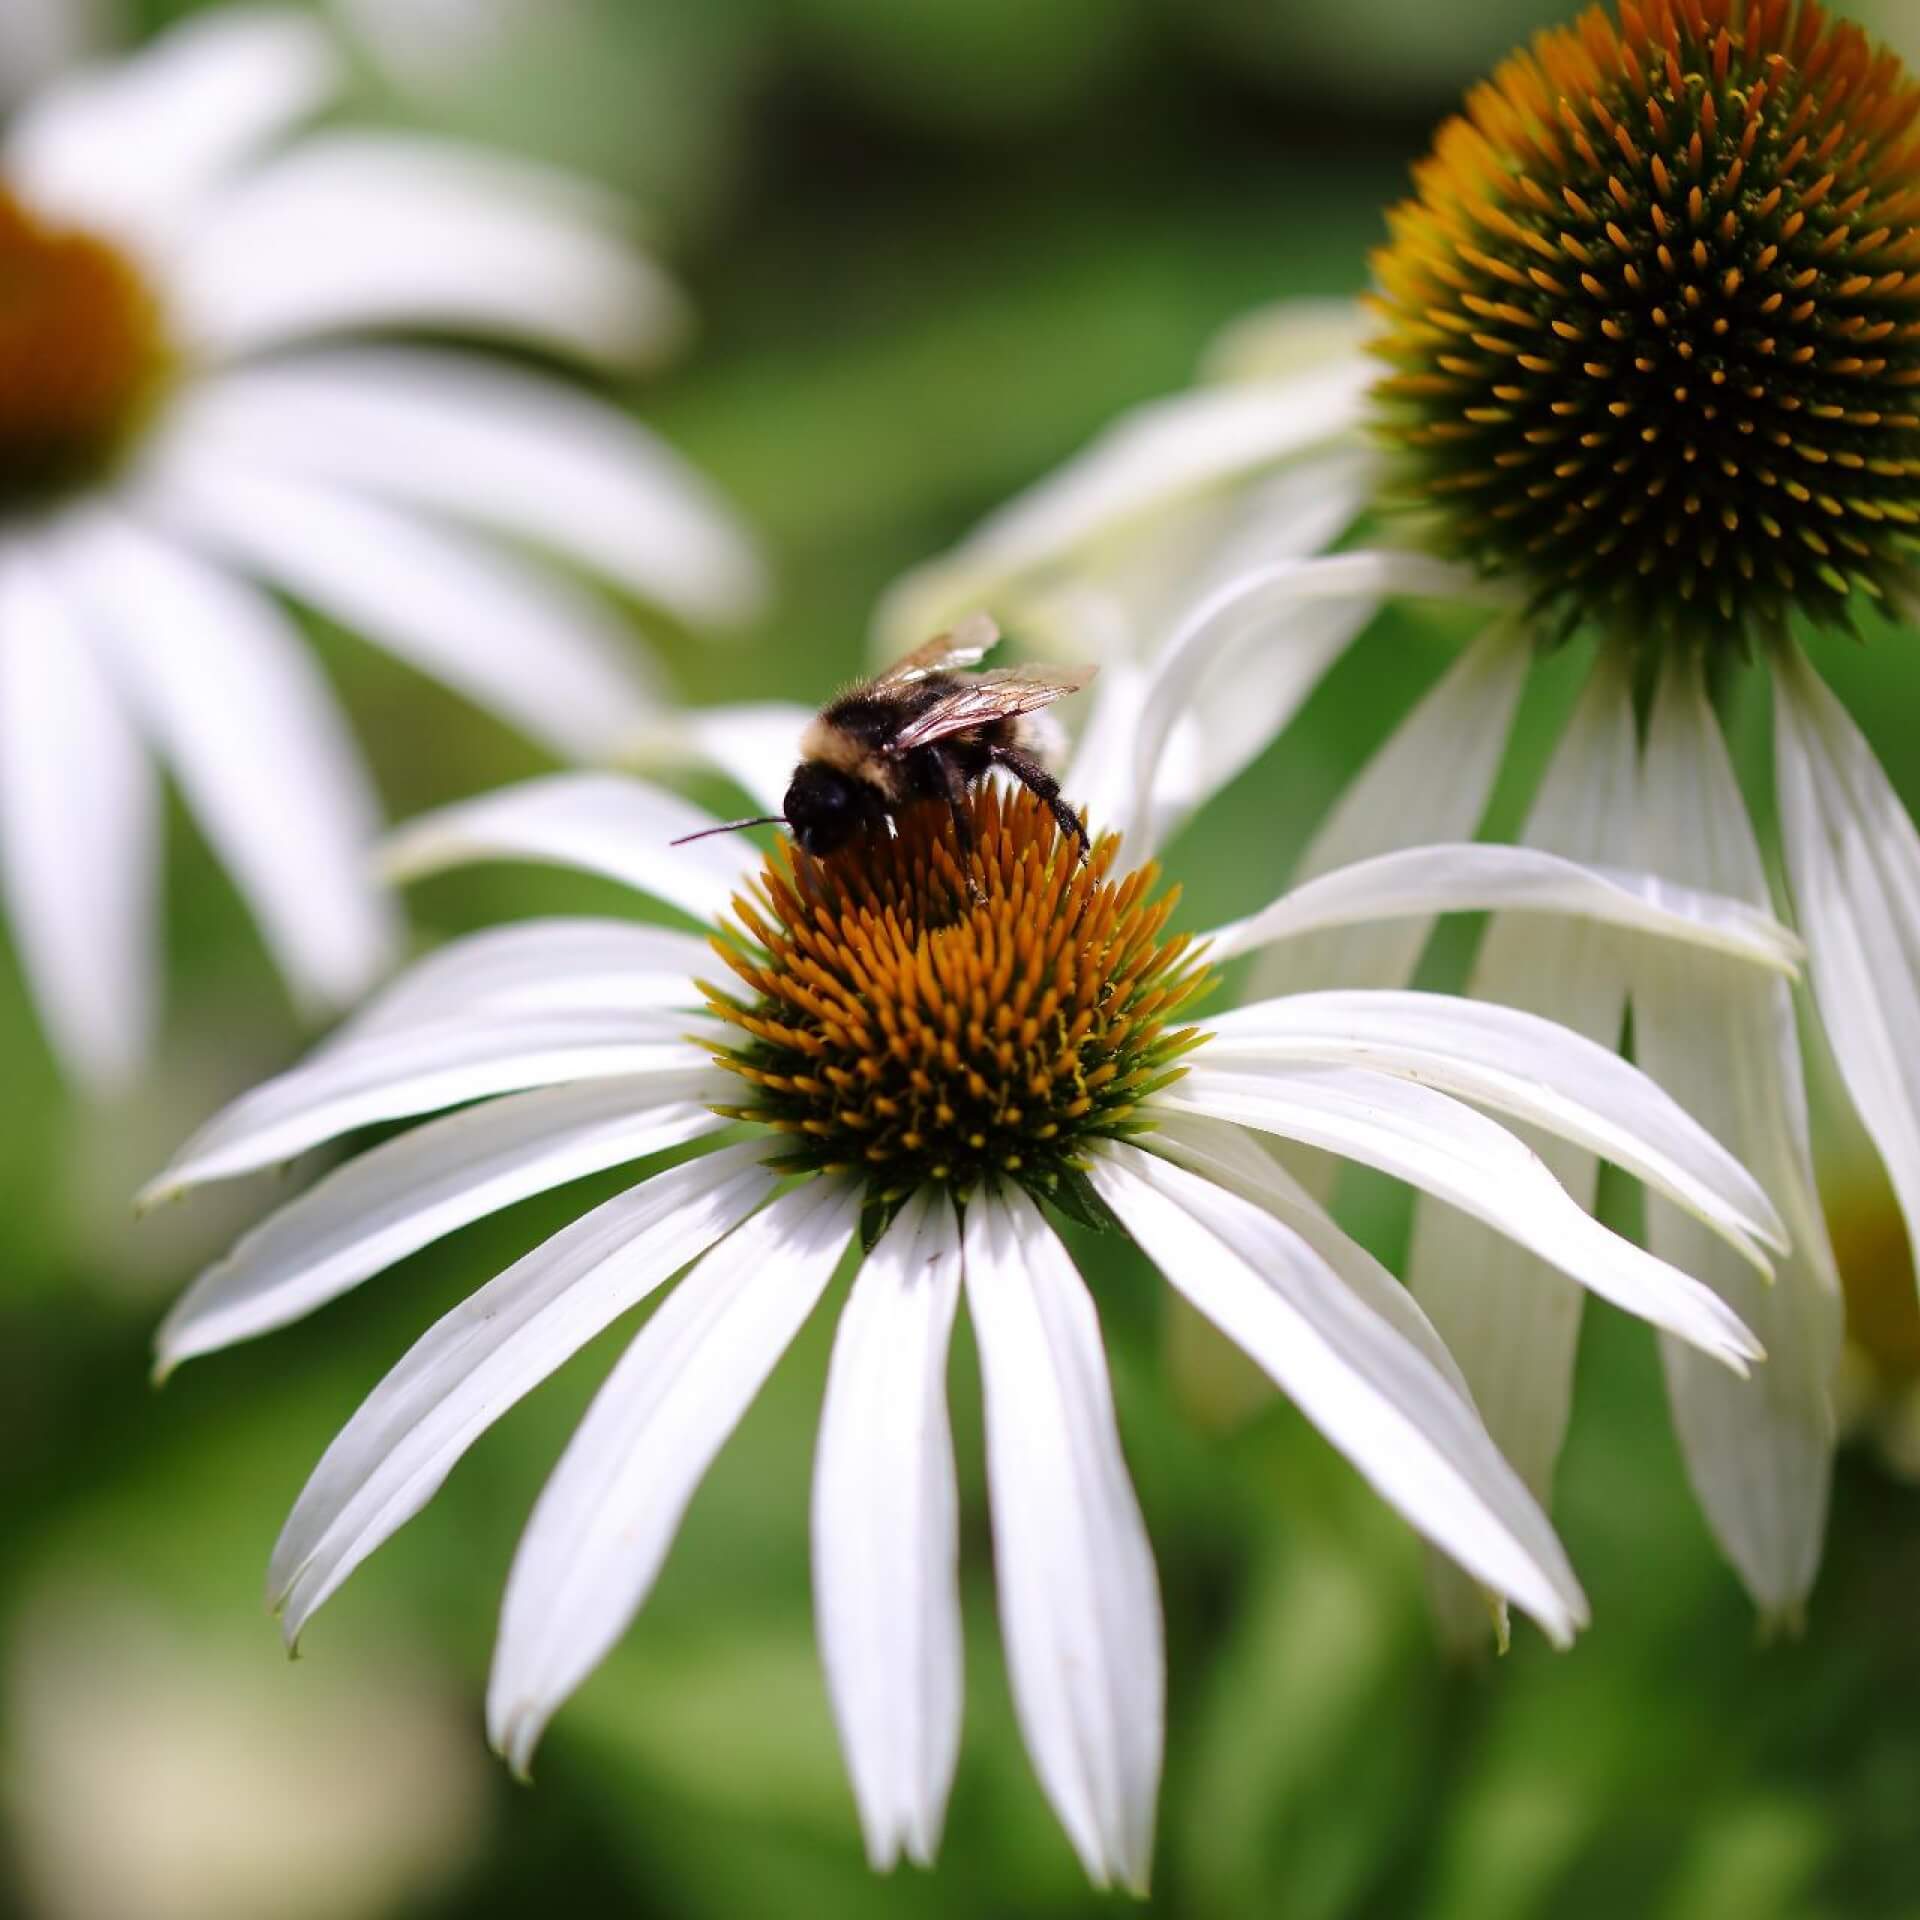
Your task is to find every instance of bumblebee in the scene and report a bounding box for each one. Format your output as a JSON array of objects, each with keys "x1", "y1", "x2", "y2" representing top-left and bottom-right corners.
[{"x1": 677, "y1": 615, "x2": 1095, "y2": 861}]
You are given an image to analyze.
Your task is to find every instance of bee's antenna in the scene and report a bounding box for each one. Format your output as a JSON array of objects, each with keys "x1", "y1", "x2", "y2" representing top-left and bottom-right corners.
[{"x1": 669, "y1": 815, "x2": 787, "y2": 846}]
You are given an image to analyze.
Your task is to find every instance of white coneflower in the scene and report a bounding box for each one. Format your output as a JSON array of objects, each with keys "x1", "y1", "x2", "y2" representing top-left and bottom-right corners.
[
  {"x1": 150, "y1": 750, "x2": 1798, "y2": 1887},
  {"x1": 881, "y1": 0, "x2": 1920, "y2": 1633},
  {"x1": 0, "y1": 6, "x2": 763, "y2": 1090}
]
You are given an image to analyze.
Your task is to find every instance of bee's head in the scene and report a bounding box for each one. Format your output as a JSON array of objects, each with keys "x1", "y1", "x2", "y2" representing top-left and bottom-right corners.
[{"x1": 783, "y1": 760, "x2": 872, "y2": 857}]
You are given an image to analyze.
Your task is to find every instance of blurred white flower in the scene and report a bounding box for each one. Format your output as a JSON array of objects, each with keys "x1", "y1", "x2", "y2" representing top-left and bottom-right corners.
[
  {"x1": 879, "y1": 0, "x2": 1920, "y2": 1637},
  {"x1": 0, "y1": 8, "x2": 765, "y2": 1090},
  {"x1": 150, "y1": 718, "x2": 1799, "y2": 1884},
  {"x1": 6, "y1": 1575, "x2": 485, "y2": 1920}
]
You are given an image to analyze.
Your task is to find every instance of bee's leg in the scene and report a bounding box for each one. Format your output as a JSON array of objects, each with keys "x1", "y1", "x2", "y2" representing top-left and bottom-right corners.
[
  {"x1": 991, "y1": 746, "x2": 1088, "y2": 860},
  {"x1": 934, "y1": 751, "x2": 986, "y2": 901}
]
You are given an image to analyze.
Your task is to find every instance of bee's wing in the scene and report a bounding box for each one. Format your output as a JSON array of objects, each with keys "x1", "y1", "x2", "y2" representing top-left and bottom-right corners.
[
  {"x1": 891, "y1": 663, "x2": 1098, "y2": 752},
  {"x1": 874, "y1": 611, "x2": 1001, "y2": 685}
]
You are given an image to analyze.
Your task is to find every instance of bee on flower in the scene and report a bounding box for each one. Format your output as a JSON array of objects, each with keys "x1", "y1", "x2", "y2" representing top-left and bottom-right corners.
[
  {"x1": 151, "y1": 664, "x2": 1805, "y2": 1884},
  {"x1": 0, "y1": 6, "x2": 764, "y2": 1090},
  {"x1": 884, "y1": 0, "x2": 1920, "y2": 1635}
]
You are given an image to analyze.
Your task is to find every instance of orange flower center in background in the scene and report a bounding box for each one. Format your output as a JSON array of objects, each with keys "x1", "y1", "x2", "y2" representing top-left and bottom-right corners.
[
  {"x1": 0, "y1": 188, "x2": 172, "y2": 510},
  {"x1": 1371, "y1": 0, "x2": 1920, "y2": 647},
  {"x1": 704, "y1": 786, "x2": 1211, "y2": 1235}
]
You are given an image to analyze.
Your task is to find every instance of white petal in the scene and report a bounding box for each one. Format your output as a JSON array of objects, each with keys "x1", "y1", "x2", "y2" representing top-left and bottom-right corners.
[
  {"x1": 144, "y1": 1015, "x2": 718, "y2": 1198},
  {"x1": 630, "y1": 702, "x2": 814, "y2": 818},
  {"x1": 272, "y1": 1139, "x2": 782, "y2": 1641},
  {"x1": 380, "y1": 773, "x2": 761, "y2": 928},
  {"x1": 963, "y1": 1186, "x2": 1161, "y2": 1894},
  {"x1": 1207, "y1": 841, "x2": 1804, "y2": 975},
  {"x1": 1154, "y1": 1066, "x2": 1762, "y2": 1370},
  {"x1": 1774, "y1": 642, "x2": 1920, "y2": 1273},
  {"x1": 174, "y1": 132, "x2": 686, "y2": 366},
  {"x1": 1401, "y1": 650, "x2": 1637, "y2": 1641},
  {"x1": 1128, "y1": 554, "x2": 1504, "y2": 856},
  {"x1": 486, "y1": 1175, "x2": 860, "y2": 1773},
  {"x1": 176, "y1": 353, "x2": 766, "y2": 628},
  {"x1": 57, "y1": 509, "x2": 395, "y2": 1011},
  {"x1": 1205, "y1": 988, "x2": 1784, "y2": 1266},
  {"x1": 1638, "y1": 656, "x2": 1841, "y2": 1622},
  {"x1": 138, "y1": 445, "x2": 658, "y2": 760},
  {"x1": 1090, "y1": 1139, "x2": 1586, "y2": 1644},
  {"x1": 1139, "y1": 1110, "x2": 1478, "y2": 1394},
  {"x1": 813, "y1": 1188, "x2": 964, "y2": 1870},
  {"x1": 6, "y1": 9, "x2": 336, "y2": 243},
  {"x1": 1199, "y1": 297, "x2": 1375, "y2": 383},
  {"x1": 1058, "y1": 662, "x2": 1162, "y2": 845},
  {"x1": 1243, "y1": 618, "x2": 1530, "y2": 1000},
  {"x1": 0, "y1": 545, "x2": 158, "y2": 1088},
  {"x1": 337, "y1": 918, "x2": 710, "y2": 1045},
  {"x1": 1058, "y1": 448, "x2": 1383, "y2": 847},
  {"x1": 874, "y1": 359, "x2": 1375, "y2": 649},
  {"x1": 157, "y1": 1071, "x2": 729, "y2": 1372}
]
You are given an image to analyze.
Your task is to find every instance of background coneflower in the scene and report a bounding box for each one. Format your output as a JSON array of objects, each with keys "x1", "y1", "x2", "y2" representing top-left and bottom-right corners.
[
  {"x1": 0, "y1": 7, "x2": 764, "y2": 1089},
  {"x1": 882, "y1": 0, "x2": 1920, "y2": 1636}
]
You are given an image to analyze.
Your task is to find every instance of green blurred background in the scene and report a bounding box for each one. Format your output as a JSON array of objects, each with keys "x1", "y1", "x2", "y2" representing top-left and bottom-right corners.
[{"x1": 9, "y1": 0, "x2": 1920, "y2": 1914}]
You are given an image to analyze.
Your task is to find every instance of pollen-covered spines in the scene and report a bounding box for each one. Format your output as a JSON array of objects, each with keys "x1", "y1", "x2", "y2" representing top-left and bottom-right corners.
[
  {"x1": 702, "y1": 786, "x2": 1212, "y2": 1209},
  {"x1": 1371, "y1": 0, "x2": 1920, "y2": 648}
]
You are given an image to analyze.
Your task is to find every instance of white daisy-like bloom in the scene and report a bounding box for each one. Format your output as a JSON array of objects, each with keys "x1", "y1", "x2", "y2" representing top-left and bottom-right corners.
[
  {"x1": 0, "y1": 6, "x2": 764, "y2": 1091},
  {"x1": 878, "y1": 0, "x2": 1920, "y2": 1635},
  {"x1": 149, "y1": 700, "x2": 1805, "y2": 1885}
]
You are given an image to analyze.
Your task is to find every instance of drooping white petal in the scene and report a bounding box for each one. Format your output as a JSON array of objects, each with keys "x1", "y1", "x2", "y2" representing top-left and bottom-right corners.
[
  {"x1": 1207, "y1": 841, "x2": 1804, "y2": 975},
  {"x1": 1140, "y1": 1110, "x2": 1477, "y2": 1391},
  {"x1": 1128, "y1": 553, "x2": 1499, "y2": 851},
  {"x1": 138, "y1": 446, "x2": 658, "y2": 760},
  {"x1": 1153, "y1": 1067, "x2": 1762, "y2": 1370},
  {"x1": 1205, "y1": 988, "x2": 1784, "y2": 1267},
  {"x1": 379, "y1": 773, "x2": 761, "y2": 928},
  {"x1": 813, "y1": 1188, "x2": 964, "y2": 1871},
  {"x1": 1090, "y1": 1139, "x2": 1586, "y2": 1645},
  {"x1": 486, "y1": 1176, "x2": 861, "y2": 1774},
  {"x1": 1774, "y1": 642, "x2": 1920, "y2": 1272},
  {"x1": 157, "y1": 1071, "x2": 730, "y2": 1372},
  {"x1": 1403, "y1": 649, "x2": 1637, "y2": 1642},
  {"x1": 174, "y1": 133, "x2": 686, "y2": 365},
  {"x1": 1638, "y1": 656, "x2": 1841, "y2": 1623},
  {"x1": 1243, "y1": 618, "x2": 1530, "y2": 1000},
  {"x1": 176, "y1": 353, "x2": 767, "y2": 629},
  {"x1": 6, "y1": 9, "x2": 336, "y2": 243},
  {"x1": 962, "y1": 1186, "x2": 1161, "y2": 1895},
  {"x1": 271, "y1": 1139, "x2": 782, "y2": 1642},
  {"x1": 0, "y1": 545, "x2": 158, "y2": 1088},
  {"x1": 144, "y1": 1015, "x2": 718, "y2": 1199},
  {"x1": 874, "y1": 357, "x2": 1375, "y2": 650},
  {"x1": 1061, "y1": 449, "x2": 1383, "y2": 849},
  {"x1": 336, "y1": 918, "x2": 710, "y2": 1046},
  {"x1": 57, "y1": 510, "x2": 395, "y2": 1012}
]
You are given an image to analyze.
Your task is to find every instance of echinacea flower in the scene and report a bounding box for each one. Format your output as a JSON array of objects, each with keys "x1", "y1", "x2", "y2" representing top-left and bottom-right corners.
[
  {"x1": 150, "y1": 752, "x2": 1801, "y2": 1886},
  {"x1": 884, "y1": 0, "x2": 1920, "y2": 1632},
  {"x1": 0, "y1": 7, "x2": 763, "y2": 1089}
]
